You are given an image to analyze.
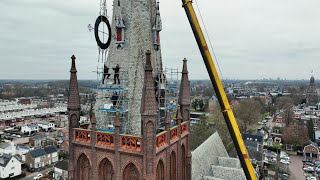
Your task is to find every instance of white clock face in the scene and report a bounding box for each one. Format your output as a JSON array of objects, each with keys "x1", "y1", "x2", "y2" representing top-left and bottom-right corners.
[{"x1": 98, "y1": 21, "x2": 110, "y2": 44}]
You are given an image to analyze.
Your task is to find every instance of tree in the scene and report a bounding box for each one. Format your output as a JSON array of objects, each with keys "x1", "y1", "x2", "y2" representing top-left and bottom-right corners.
[
  {"x1": 190, "y1": 120, "x2": 215, "y2": 150},
  {"x1": 277, "y1": 97, "x2": 294, "y2": 110},
  {"x1": 233, "y1": 99, "x2": 262, "y2": 132},
  {"x1": 282, "y1": 125, "x2": 308, "y2": 145},
  {"x1": 281, "y1": 103, "x2": 294, "y2": 126},
  {"x1": 198, "y1": 99, "x2": 204, "y2": 111},
  {"x1": 307, "y1": 119, "x2": 315, "y2": 141},
  {"x1": 206, "y1": 103, "x2": 231, "y2": 146},
  {"x1": 192, "y1": 99, "x2": 198, "y2": 111}
]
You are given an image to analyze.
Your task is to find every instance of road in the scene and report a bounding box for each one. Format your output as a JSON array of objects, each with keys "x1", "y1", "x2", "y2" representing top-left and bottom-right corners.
[
  {"x1": 288, "y1": 155, "x2": 305, "y2": 180},
  {"x1": 21, "y1": 167, "x2": 53, "y2": 180}
]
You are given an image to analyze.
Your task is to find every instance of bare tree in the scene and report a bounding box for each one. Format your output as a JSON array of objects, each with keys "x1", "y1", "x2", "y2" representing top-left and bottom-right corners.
[
  {"x1": 282, "y1": 125, "x2": 308, "y2": 145},
  {"x1": 233, "y1": 98, "x2": 262, "y2": 132}
]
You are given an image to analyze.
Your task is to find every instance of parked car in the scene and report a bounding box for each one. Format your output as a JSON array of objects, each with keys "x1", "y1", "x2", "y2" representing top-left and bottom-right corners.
[
  {"x1": 280, "y1": 156, "x2": 290, "y2": 161},
  {"x1": 306, "y1": 176, "x2": 317, "y2": 180},
  {"x1": 280, "y1": 159, "x2": 290, "y2": 165},
  {"x1": 303, "y1": 166, "x2": 315, "y2": 173},
  {"x1": 33, "y1": 174, "x2": 43, "y2": 180},
  {"x1": 303, "y1": 158, "x2": 312, "y2": 163},
  {"x1": 27, "y1": 167, "x2": 35, "y2": 172}
]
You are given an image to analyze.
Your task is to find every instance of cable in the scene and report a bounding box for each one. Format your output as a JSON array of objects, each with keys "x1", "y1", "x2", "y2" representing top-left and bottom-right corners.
[{"x1": 194, "y1": 0, "x2": 225, "y2": 83}]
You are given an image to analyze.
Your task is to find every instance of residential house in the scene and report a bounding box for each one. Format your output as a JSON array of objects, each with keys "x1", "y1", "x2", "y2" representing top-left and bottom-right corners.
[
  {"x1": 270, "y1": 114, "x2": 285, "y2": 128},
  {"x1": 303, "y1": 142, "x2": 320, "y2": 160},
  {"x1": 0, "y1": 143, "x2": 16, "y2": 155},
  {"x1": 45, "y1": 145, "x2": 59, "y2": 164},
  {"x1": 21, "y1": 124, "x2": 39, "y2": 135},
  {"x1": 56, "y1": 119, "x2": 67, "y2": 128},
  {"x1": 57, "y1": 129, "x2": 68, "y2": 140},
  {"x1": 208, "y1": 95, "x2": 218, "y2": 113},
  {"x1": 242, "y1": 133, "x2": 264, "y2": 167},
  {"x1": 37, "y1": 122, "x2": 55, "y2": 131},
  {"x1": 25, "y1": 145, "x2": 58, "y2": 169},
  {"x1": 256, "y1": 126, "x2": 270, "y2": 146},
  {"x1": 60, "y1": 140, "x2": 69, "y2": 153},
  {"x1": 29, "y1": 134, "x2": 47, "y2": 148},
  {"x1": 16, "y1": 145, "x2": 33, "y2": 162},
  {"x1": 54, "y1": 160, "x2": 68, "y2": 180},
  {"x1": 0, "y1": 154, "x2": 22, "y2": 179}
]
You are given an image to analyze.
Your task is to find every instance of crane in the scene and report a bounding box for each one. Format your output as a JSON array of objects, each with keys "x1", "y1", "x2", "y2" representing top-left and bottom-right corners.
[{"x1": 181, "y1": 0, "x2": 257, "y2": 179}]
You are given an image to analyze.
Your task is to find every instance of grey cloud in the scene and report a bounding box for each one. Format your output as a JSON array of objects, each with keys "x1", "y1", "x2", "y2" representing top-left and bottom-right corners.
[{"x1": 0, "y1": 0, "x2": 320, "y2": 80}]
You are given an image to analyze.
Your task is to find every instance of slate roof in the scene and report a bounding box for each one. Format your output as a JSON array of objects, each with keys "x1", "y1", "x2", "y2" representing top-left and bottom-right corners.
[
  {"x1": 29, "y1": 145, "x2": 58, "y2": 158},
  {"x1": 54, "y1": 160, "x2": 68, "y2": 171},
  {"x1": 246, "y1": 146, "x2": 263, "y2": 162},
  {"x1": 44, "y1": 145, "x2": 57, "y2": 154},
  {"x1": 242, "y1": 133, "x2": 263, "y2": 143},
  {"x1": 0, "y1": 154, "x2": 14, "y2": 167},
  {"x1": 30, "y1": 148, "x2": 46, "y2": 158}
]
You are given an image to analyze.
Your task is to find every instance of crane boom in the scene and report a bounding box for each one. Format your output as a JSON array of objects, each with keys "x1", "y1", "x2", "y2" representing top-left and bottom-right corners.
[{"x1": 181, "y1": 0, "x2": 256, "y2": 179}]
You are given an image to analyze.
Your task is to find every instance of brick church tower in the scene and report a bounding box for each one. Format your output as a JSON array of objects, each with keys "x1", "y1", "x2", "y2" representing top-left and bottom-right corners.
[{"x1": 67, "y1": 52, "x2": 192, "y2": 179}]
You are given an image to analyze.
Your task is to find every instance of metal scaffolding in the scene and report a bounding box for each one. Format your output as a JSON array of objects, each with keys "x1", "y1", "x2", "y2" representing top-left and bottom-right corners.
[
  {"x1": 95, "y1": 65, "x2": 130, "y2": 133},
  {"x1": 157, "y1": 67, "x2": 179, "y2": 129}
]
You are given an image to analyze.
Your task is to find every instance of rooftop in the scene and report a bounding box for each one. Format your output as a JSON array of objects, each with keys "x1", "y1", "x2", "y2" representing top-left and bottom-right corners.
[{"x1": 54, "y1": 160, "x2": 68, "y2": 171}]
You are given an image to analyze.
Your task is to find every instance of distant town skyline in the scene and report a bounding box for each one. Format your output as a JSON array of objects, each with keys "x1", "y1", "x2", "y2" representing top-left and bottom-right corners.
[{"x1": 0, "y1": 0, "x2": 320, "y2": 80}]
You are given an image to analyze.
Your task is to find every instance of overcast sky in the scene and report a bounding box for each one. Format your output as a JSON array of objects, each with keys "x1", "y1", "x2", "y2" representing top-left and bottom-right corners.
[{"x1": 0, "y1": 0, "x2": 320, "y2": 80}]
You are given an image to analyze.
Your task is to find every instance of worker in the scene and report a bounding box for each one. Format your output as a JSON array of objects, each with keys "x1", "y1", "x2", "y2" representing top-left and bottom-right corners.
[
  {"x1": 113, "y1": 64, "x2": 121, "y2": 84},
  {"x1": 102, "y1": 64, "x2": 111, "y2": 84},
  {"x1": 111, "y1": 92, "x2": 119, "y2": 107}
]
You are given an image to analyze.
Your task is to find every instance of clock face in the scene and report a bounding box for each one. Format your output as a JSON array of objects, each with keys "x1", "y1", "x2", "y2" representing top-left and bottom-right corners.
[{"x1": 94, "y1": 15, "x2": 112, "y2": 50}]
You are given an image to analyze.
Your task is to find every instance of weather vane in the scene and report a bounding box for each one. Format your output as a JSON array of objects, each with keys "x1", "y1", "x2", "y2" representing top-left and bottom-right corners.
[{"x1": 88, "y1": 0, "x2": 112, "y2": 62}]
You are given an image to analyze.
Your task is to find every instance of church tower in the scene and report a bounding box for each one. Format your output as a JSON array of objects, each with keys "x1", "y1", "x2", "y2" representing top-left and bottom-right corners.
[
  {"x1": 306, "y1": 75, "x2": 318, "y2": 106},
  {"x1": 68, "y1": 0, "x2": 191, "y2": 179},
  {"x1": 68, "y1": 52, "x2": 192, "y2": 180},
  {"x1": 96, "y1": 0, "x2": 163, "y2": 135}
]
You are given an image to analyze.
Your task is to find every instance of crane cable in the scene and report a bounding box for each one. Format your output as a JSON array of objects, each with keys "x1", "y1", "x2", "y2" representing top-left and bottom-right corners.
[{"x1": 193, "y1": 0, "x2": 225, "y2": 83}]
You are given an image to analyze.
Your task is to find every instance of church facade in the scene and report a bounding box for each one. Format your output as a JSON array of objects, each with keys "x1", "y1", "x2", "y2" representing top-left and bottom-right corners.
[{"x1": 67, "y1": 53, "x2": 191, "y2": 180}]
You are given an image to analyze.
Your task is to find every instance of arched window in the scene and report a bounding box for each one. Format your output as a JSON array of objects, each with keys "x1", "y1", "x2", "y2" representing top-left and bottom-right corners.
[
  {"x1": 156, "y1": 160, "x2": 165, "y2": 180},
  {"x1": 77, "y1": 154, "x2": 90, "y2": 180},
  {"x1": 170, "y1": 151, "x2": 177, "y2": 180},
  {"x1": 99, "y1": 158, "x2": 115, "y2": 180},
  {"x1": 123, "y1": 163, "x2": 140, "y2": 180}
]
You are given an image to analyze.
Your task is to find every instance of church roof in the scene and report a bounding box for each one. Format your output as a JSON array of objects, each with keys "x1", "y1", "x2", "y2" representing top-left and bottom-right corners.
[{"x1": 192, "y1": 132, "x2": 246, "y2": 180}]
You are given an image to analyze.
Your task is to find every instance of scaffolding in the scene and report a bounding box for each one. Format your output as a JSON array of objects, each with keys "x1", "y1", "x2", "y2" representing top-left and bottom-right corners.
[
  {"x1": 95, "y1": 64, "x2": 130, "y2": 133},
  {"x1": 157, "y1": 67, "x2": 179, "y2": 129}
]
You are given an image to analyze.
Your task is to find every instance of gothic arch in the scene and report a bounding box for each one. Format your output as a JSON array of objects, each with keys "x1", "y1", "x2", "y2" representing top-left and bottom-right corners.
[
  {"x1": 98, "y1": 157, "x2": 115, "y2": 180},
  {"x1": 76, "y1": 153, "x2": 91, "y2": 180},
  {"x1": 156, "y1": 159, "x2": 165, "y2": 180},
  {"x1": 122, "y1": 162, "x2": 140, "y2": 180},
  {"x1": 170, "y1": 150, "x2": 177, "y2": 180},
  {"x1": 181, "y1": 144, "x2": 186, "y2": 180}
]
